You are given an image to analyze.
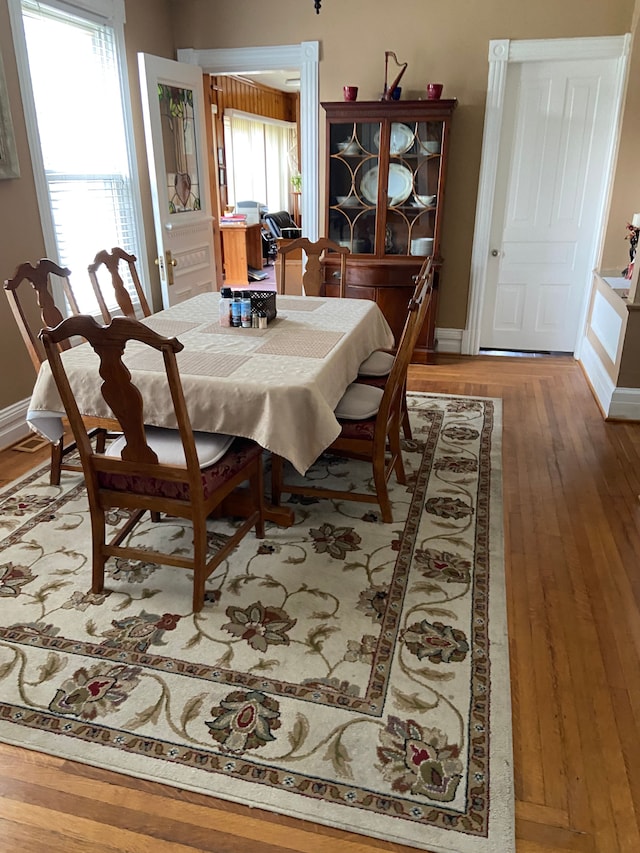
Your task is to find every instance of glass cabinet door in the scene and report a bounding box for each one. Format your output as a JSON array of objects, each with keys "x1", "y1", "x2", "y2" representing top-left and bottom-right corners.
[
  {"x1": 328, "y1": 120, "x2": 380, "y2": 255},
  {"x1": 328, "y1": 118, "x2": 444, "y2": 259}
]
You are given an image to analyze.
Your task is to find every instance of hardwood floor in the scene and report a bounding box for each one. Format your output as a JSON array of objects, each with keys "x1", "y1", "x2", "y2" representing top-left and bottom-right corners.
[{"x1": 1, "y1": 354, "x2": 639, "y2": 852}]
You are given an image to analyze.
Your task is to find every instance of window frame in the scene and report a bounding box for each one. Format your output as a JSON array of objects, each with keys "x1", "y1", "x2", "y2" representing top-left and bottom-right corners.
[{"x1": 7, "y1": 0, "x2": 150, "y2": 315}]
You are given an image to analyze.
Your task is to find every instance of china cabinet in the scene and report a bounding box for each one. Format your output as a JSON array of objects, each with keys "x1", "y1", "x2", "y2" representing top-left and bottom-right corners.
[{"x1": 321, "y1": 99, "x2": 456, "y2": 358}]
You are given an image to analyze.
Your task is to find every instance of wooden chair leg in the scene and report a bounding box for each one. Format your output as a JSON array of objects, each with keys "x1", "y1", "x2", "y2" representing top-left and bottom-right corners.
[
  {"x1": 50, "y1": 441, "x2": 63, "y2": 486},
  {"x1": 90, "y1": 504, "x2": 106, "y2": 594},
  {"x1": 252, "y1": 457, "x2": 266, "y2": 539},
  {"x1": 192, "y1": 515, "x2": 208, "y2": 613},
  {"x1": 271, "y1": 454, "x2": 284, "y2": 505},
  {"x1": 372, "y1": 460, "x2": 393, "y2": 523},
  {"x1": 401, "y1": 394, "x2": 412, "y2": 440},
  {"x1": 94, "y1": 427, "x2": 107, "y2": 454},
  {"x1": 390, "y1": 427, "x2": 407, "y2": 486}
]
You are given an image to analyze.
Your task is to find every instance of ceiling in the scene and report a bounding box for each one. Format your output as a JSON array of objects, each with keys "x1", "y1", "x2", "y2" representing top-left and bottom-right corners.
[{"x1": 227, "y1": 70, "x2": 301, "y2": 92}]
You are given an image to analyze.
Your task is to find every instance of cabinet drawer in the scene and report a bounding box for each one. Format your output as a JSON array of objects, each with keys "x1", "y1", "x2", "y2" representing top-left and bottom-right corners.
[
  {"x1": 326, "y1": 282, "x2": 377, "y2": 300},
  {"x1": 344, "y1": 262, "x2": 425, "y2": 287}
]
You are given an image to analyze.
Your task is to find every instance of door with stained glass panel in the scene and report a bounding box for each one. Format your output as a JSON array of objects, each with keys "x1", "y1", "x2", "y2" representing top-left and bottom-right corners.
[{"x1": 138, "y1": 53, "x2": 216, "y2": 307}]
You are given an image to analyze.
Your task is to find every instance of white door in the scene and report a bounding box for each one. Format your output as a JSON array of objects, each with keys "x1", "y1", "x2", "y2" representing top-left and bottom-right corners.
[
  {"x1": 480, "y1": 56, "x2": 621, "y2": 352},
  {"x1": 138, "y1": 53, "x2": 216, "y2": 307}
]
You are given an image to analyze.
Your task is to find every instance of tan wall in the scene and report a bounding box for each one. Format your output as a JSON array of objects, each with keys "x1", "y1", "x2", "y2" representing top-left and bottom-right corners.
[
  {"x1": 171, "y1": 0, "x2": 638, "y2": 332},
  {"x1": 1, "y1": 0, "x2": 639, "y2": 414},
  {"x1": 601, "y1": 2, "x2": 640, "y2": 272},
  {"x1": 0, "y1": 0, "x2": 47, "y2": 408},
  {"x1": 0, "y1": 0, "x2": 174, "y2": 410}
]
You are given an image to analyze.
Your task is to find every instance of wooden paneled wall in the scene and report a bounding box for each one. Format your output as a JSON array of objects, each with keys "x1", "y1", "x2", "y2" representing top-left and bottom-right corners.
[{"x1": 210, "y1": 75, "x2": 298, "y2": 123}]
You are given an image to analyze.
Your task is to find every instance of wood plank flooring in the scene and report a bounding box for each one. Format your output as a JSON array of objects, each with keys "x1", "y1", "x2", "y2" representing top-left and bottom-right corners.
[{"x1": 1, "y1": 354, "x2": 639, "y2": 852}]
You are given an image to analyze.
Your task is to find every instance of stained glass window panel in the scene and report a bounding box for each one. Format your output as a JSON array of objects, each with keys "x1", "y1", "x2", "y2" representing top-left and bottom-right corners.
[{"x1": 158, "y1": 84, "x2": 201, "y2": 214}]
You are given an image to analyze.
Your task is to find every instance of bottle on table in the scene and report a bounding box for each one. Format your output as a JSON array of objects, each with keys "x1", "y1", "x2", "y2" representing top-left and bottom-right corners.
[
  {"x1": 231, "y1": 292, "x2": 243, "y2": 327},
  {"x1": 241, "y1": 295, "x2": 252, "y2": 328},
  {"x1": 219, "y1": 286, "x2": 233, "y2": 327}
]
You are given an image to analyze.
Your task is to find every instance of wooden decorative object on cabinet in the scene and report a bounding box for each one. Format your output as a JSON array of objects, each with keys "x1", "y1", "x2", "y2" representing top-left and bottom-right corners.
[{"x1": 321, "y1": 99, "x2": 456, "y2": 360}]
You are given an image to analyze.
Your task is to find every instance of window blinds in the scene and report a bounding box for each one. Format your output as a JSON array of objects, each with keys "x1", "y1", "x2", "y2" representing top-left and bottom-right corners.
[{"x1": 21, "y1": 0, "x2": 143, "y2": 314}]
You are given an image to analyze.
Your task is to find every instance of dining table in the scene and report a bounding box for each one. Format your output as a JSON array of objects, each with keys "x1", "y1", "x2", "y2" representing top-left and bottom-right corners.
[{"x1": 27, "y1": 292, "x2": 395, "y2": 521}]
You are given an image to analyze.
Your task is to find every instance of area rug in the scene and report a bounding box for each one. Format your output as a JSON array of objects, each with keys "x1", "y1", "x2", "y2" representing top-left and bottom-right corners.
[{"x1": 0, "y1": 392, "x2": 513, "y2": 852}]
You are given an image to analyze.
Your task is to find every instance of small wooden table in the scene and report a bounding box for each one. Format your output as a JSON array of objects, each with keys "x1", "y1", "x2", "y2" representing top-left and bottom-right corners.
[{"x1": 220, "y1": 222, "x2": 263, "y2": 285}]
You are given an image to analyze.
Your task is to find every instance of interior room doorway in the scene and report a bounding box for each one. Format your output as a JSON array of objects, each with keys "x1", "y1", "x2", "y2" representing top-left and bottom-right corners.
[
  {"x1": 464, "y1": 36, "x2": 630, "y2": 356},
  {"x1": 177, "y1": 43, "x2": 320, "y2": 241}
]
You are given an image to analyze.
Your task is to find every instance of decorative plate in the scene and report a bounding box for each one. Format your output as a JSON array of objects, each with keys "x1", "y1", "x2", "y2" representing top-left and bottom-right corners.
[
  {"x1": 374, "y1": 123, "x2": 414, "y2": 155},
  {"x1": 360, "y1": 163, "x2": 413, "y2": 206}
]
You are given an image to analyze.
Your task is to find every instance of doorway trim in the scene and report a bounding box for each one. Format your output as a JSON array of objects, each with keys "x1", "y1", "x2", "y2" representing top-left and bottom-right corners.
[
  {"x1": 177, "y1": 42, "x2": 319, "y2": 240},
  {"x1": 462, "y1": 35, "x2": 631, "y2": 356}
]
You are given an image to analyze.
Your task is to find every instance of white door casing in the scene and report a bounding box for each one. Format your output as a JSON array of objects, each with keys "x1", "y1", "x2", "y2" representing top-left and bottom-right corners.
[
  {"x1": 177, "y1": 43, "x2": 320, "y2": 241},
  {"x1": 464, "y1": 37, "x2": 630, "y2": 356},
  {"x1": 138, "y1": 53, "x2": 216, "y2": 307},
  {"x1": 482, "y1": 57, "x2": 621, "y2": 351}
]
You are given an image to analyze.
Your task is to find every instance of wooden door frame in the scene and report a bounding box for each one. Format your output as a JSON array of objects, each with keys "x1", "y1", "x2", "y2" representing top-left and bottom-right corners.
[
  {"x1": 177, "y1": 43, "x2": 320, "y2": 241},
  {"x1": 463, "y1": 36, "x2": 630, "y2": 356}
]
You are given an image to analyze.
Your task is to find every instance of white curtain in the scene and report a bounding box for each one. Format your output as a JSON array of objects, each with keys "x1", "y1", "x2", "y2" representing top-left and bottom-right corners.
[{"x1": 224, "y1": 111, "x2": 296, "y2": 213}]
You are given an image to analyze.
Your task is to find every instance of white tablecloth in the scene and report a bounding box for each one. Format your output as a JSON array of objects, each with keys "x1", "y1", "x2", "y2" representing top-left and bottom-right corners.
[{"x1": 27, "y1": 292, "x2": 394, "y2": 474}]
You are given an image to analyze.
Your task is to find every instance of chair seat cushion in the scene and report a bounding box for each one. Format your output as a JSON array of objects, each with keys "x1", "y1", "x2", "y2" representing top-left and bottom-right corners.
[
  {"x1": 334, "y1": 383, "x2": 383, "y2": 420},
  {"x1": 338, "y1": 417, "x2": 376, "y2": 440},
  {"x1": 99, "y1": 435, "x2": 260, "y2": 501},
  {"x1": 106, "y1": 426, "x2": 234, "y2": 468},
  {"x1": 357, "y1": 349, "x2": 394, "y2": 377}
]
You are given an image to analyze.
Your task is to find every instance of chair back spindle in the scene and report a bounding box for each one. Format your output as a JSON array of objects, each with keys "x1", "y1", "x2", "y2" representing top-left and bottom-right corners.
[
  {"x1": 3, "y1": 259, "x2": 109, "y2": 485},
  {"x1": 4, "y1": 259, "x2": 79, "y2": 372},
  {"x1": 277, "y1": 237, "x2": 349, "y2": 297},
  {"x1": 88, "y1": 247, "x2": 151, "y2": 323}
]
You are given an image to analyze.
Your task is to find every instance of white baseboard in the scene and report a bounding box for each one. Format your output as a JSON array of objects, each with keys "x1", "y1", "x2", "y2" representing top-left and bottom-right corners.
[
  {"x1": 579, "y1": 337, "x2": 615, "y2": 413},
  {"x1": 579, "y1": 338, "x2": 640, "y2": 420},
  {"x1": 609, "y1": 386, "x2": 640, "y2": 420},
  {"x1": 435, "y1": 327, "x2": 463, "y2": 354},
  {"x1": 0, "y1": 398, "x2": 30, "y2": 451}
]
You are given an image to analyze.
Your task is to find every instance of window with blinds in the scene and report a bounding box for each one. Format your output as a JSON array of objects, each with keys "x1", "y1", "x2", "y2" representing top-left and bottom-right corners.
[
  {"x1": 224, "y1": 111, "x2": 297, "y2": 214},
  {"x1": 19, "y1": 0, "x2": 146, "y2": 315}
]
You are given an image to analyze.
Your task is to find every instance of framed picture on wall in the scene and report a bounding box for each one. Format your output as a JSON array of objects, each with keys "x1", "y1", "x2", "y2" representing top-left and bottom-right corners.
[{"x1": 0, "y1": 48, "x2": 20, "y2": 180}]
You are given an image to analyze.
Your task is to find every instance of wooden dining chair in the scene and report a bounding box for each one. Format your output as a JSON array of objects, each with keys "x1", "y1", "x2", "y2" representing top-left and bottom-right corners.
[
  {"x1": 277, "y1": 237, "x2": 350, "y2": 297},
  {"x1": 39, "y1": 314, "x2": 265, "y2": 612},
  {"x1": 356, "y1": 257, "x2": 434, "y2": 440},
  {"x1": 88, "y1": 247, "x2": 151, "y2": 323},
  {"x1": 3, "y1": 258, "x2": 105, "y2": 485},
  {"x1": 4, "y1": 259, "x2": 79, "y2": 372},
  {"x1": 271, "y1": 266, "x2": 434, "y2": 523}
]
